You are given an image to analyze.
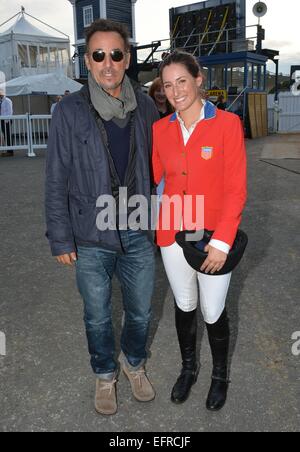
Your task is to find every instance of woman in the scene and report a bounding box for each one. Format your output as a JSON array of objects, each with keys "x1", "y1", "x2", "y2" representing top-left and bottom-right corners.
[
  {"x1": 149, "y1": 77, "x2": 173, "y2": 119},
  {"x1": 152, "y1": 51, "x2": 247, "y2": 411}
]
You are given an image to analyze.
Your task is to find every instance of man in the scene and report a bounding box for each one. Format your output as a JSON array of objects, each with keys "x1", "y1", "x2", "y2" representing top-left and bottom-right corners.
[
  {"x1": 50, "y1": 95, "x2": 62, "y2": 115},
  {"x1": 0, "y1": 90, "x2": 13, "y2": 157},
  {"x1": 45, "y1": 19, "x2": 159, "y2": 416},
  {"x1": 215, "y1": 94, "x2": 226, "y2": 111}
]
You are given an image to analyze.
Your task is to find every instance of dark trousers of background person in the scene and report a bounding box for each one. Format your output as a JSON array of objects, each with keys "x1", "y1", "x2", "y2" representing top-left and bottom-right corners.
[{"x1": 1, "y1": 120, "x2": 13, "y2": 154}]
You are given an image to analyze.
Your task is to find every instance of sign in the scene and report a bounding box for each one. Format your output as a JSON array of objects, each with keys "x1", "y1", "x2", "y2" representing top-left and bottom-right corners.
[
  {"x1": 207, "y1": 89, "x2": 228, "y2": 101},
  {"x1": 31, "y1": 91, "x2": 48, "y2": 95}
]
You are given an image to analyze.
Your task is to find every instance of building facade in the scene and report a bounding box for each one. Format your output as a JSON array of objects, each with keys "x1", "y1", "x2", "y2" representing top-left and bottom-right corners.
[{"x1": 68, "y1": 0, "x2": 137, "y2": 79}]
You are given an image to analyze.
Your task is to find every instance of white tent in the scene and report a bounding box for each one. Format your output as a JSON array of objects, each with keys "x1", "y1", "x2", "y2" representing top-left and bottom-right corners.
[
  {"x1": 0, "y1": 8, "x2": 72, "y2": 82},
  {"x1": 0, "y1": 72, "x2": 83, "y2": 97}
]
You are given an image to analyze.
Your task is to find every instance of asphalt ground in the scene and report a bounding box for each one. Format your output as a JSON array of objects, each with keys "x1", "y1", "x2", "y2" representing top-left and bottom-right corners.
[{"x1": 0, "y1": 134, "x2": 299, "y2": 432}]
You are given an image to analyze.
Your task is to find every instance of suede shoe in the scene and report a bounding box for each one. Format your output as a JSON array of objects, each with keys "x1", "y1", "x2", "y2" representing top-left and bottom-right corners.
[
  {"x1": 122, "y1": 364, "x2": 156, "y2": 402},
  {"x1": 95, "y1": 377, "x2": 117, "y2": 415}
]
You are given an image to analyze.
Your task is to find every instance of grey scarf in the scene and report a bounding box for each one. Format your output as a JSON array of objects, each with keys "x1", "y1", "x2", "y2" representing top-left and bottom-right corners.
[{"x1": 88, "y1": 72, "x2": 137, "y2": 121}]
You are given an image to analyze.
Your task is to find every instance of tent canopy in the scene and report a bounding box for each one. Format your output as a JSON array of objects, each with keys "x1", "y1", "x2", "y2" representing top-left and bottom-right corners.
[
  {"x1": 0, "y1": 10, "x2": 68, "y2": 41},
  {"x1": 0, "y1": 72, "x2": 82, "y2": 96},
  {"x1": 1, "y1": 15, "x2": 53, "y2": 38}
]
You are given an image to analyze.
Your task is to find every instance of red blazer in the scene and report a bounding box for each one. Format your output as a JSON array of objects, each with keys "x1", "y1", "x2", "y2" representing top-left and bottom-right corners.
[{"x1": 152, "y1": 102, "x2": 247, "y2": 248}]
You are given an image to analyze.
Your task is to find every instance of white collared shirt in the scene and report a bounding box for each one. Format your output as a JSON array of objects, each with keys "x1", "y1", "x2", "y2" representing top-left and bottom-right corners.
[
  {"x1": 177, "y1": 100, "x2": 206, "y2": 146},
  {"x1": 177, "y1": 101, "x2": 231, "y2": 255},
  {"x1": 0, "y1": 96, "x2": 13, "y2": 117}
]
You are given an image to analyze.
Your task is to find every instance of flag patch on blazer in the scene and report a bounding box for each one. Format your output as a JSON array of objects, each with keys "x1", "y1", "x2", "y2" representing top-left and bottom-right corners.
[{"x1": 201, "y1": 146, "x2": 213, "y2": 160}]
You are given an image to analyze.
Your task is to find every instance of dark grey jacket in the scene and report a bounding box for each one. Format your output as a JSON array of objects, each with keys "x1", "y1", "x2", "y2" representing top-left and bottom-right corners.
[{"x1": 45, "y1": 83, "x2": 159, "y2": 256}]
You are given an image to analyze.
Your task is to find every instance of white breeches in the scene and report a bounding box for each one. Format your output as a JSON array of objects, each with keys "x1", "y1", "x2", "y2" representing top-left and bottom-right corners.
[{"x1": 160, "y1": 241, "x2": 232, "y2": 324}]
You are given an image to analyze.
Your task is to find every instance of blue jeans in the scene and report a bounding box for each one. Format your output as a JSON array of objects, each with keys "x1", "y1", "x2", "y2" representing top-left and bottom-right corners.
[{"x1": 76, "y1": 230, "x2": 155, "y2": 378}]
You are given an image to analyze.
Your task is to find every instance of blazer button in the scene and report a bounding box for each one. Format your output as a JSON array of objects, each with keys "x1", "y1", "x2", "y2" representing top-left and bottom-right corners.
[
  {"x1": 182, "y1": 171, "x2": 187, "y2": 176},
  {"x1": 183, "y1": 190, "x2": 187, "y2": 195},
  {"x1": 78, "y1": 209, "x2": 83, "y2": 215}
]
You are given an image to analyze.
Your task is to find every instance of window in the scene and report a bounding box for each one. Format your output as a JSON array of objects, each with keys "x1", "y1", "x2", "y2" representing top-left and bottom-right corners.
[
  {"x1": 60, "y1": 49, "x2": 69, "y2": 63},
  {"x1": 18, "y1": 44, "x2": 29, "y2": 68},
  {"x1": 29, "y1": 46, "x2": 38, "y2": 68},
  {"x1": 253, "y1": 64, "x2": 259, "y2": 90},
  {"x1": 202, "y1": 67, "x2": 209, "y2": 90},
  {"x1": 227, "y1": 62, "x2": 245, "y2": 93},
  {"x1": 247, "y1": 64, "x2": 253, "y2": 89},
  {"x1": 83, "y1": 6, "x2": 93, "y2": 28},
  {"x1": 49, "y1": 47, "x2": 58, "y2": 63},
  {"x1": 210, "y1": 65, "x2": 226, "y2": 90},
  {"x1": 78, "y1": 45, "x2": 88, "y2": 78},
  {"x1": 39, "y1": 47, "x2": 49, "y2": 64}
]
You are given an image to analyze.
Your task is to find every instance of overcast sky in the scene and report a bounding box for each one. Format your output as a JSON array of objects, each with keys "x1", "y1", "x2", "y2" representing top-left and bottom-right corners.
[{"x1": 0, "y1": 0, "x2": 299, "y2": 74}]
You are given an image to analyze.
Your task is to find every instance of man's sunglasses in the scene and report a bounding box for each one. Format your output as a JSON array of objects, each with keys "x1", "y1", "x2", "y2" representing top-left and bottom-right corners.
[{"x1": 91, "y1": 49, "x2": 126, "y2": 63}]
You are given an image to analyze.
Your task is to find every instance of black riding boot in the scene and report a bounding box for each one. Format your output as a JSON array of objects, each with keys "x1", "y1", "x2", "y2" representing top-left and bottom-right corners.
[
  {"x1": 171, "y1": 303, "x2": 199, "y2": 404},
  {"x1": 206, "y1": 309, "x2": 230, "y2": 411}
]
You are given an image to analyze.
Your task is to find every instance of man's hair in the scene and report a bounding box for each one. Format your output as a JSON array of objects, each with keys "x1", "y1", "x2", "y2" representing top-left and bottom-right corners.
[{"x1": 85, "y1": 19, "x2": 131, "y2": 52}]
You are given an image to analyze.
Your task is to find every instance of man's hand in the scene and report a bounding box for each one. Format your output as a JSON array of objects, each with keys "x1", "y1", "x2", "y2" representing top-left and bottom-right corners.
[
  {"x1": 200, "y1": 245, "x2": 227, "y2": 274},
  {"x1": 56, "y1": 252, "x2": 77, "y2": 266}
]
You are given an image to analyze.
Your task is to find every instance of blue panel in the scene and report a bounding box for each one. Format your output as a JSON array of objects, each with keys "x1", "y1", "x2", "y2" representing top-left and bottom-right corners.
[
  {"x1": 199, "y1": 51, "x2": 268, "y2": 66},
  {"x1": 76, "y1": 0, "x2": 100, "y2": 40},
  {"x1": 106, "y1": 0, "x2": 133, "y2": 37},
  {"x1": 171, "y1": 0, "x2": 246, "y2": 40},
  {"x1": 172, "y1": 0, "x2": 245, "y2": 24}
]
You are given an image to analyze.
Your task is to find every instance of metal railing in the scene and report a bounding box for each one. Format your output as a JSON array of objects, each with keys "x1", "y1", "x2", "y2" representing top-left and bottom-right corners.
[
  {"x1": 0, "y1": 114, "x2": 52, "y2": 157},
  {"x1": 226, "y1": 86, "x2": 248, "y2": 112},
  {"x1": 79, "y1": 58, "x2": 88, "y2": 78},
  {"x1": 136, "y1": 24, "x2": 258, "y2": 64}
]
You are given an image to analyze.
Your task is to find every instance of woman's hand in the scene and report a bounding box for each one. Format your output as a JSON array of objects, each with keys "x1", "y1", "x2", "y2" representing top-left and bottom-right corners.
[{"x1": 200, "y1": 245, "x2": 227, "y2": 274}]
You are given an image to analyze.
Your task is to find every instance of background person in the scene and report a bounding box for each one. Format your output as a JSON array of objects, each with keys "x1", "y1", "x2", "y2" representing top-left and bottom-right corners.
[
  {"x1": 215, "y1": 94, "x2": 226, "y2": 111},
  {"x1": 0, "y1": 89, "x2": 13, "y2": 157},
  {"x1": 50, "y1": 96, "x2": 62, "y2": 115},
  {"x1": 148, "y1": 77, "x2": 173, "y2": 119}
]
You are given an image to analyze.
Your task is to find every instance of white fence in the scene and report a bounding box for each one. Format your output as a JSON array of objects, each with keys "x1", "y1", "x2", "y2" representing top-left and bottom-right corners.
[
  {"x1": 0, "y1": 114, "x2": 51, "y2": 157},
  {"x1": 267, "y1": 94, "x2": 276, "y2": 133},
  {"x1": 1, "y1": 96, "x2": 299, "y2": 152},
  {"x1": 268, "y1": 92, "x2": 300, "y2": 133}
]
